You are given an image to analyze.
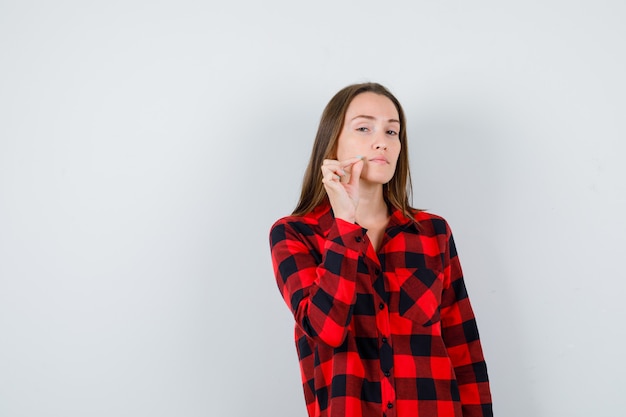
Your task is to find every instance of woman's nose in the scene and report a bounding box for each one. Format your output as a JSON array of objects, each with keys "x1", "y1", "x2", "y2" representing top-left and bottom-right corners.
[{"x1": 372, "y1": 128, "x2": 389, "y2": 150}]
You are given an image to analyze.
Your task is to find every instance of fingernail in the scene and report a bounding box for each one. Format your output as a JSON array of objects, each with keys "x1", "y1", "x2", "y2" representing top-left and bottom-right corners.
[{"x1": 356, "y1": 155, "x2": 363, "y2": 159}]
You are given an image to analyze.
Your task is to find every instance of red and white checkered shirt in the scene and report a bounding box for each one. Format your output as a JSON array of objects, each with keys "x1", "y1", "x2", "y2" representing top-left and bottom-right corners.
[{"x1": 270, "y1": 203, "x2": 493, "y2": 417}]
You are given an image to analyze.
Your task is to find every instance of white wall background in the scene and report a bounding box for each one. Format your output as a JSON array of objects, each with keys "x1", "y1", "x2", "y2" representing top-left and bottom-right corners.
[{"x1": 1, "y1": 1, "x2": 625, "y2": 416}]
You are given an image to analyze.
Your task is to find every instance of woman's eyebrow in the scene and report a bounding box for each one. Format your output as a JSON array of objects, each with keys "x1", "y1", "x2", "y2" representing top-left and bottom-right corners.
[{"x1": 351, "y1": 115, "x2": 400, "y2": 124}]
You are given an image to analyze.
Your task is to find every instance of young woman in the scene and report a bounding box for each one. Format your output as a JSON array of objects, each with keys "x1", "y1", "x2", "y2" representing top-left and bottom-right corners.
[{"x1": 269, "y1": 83, "x2": 493, "y2": 417}]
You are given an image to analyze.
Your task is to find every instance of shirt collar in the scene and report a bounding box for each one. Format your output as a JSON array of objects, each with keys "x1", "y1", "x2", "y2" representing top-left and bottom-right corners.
[{"x1": 307, "y1": 202, "x2": 418, "y2": 235}]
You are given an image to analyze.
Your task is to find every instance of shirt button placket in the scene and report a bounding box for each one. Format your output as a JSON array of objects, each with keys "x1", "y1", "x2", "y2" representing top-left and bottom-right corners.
[
  {"x1": 374, "y1": 268, "x2": 394, "y2": 415},
  {"x1": 380, "y1": 335, "x2": 392, "y2": 375},
  {"x1": 380, "y1": 334, "x2": 394, "y2": 406}
]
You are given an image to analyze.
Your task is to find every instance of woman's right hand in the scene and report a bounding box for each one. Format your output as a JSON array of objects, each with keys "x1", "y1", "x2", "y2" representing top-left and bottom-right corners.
[{"x1": 321, "y1": 157, "x2": 364, "y2": 223}]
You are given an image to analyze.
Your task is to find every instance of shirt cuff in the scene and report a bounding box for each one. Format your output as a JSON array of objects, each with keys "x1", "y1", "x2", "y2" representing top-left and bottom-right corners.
[{"x1": 326, "y1": 217, "x2": 369, "y2": 254}]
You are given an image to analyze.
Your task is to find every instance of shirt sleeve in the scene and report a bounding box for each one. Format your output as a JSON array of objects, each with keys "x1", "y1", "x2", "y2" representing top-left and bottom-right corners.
[
  {"x1": 269, "y1": 217, "x2": 369, "y2": 348},
  {"x1": 439, "y1": 223, "x2": 493, "y2": 417}
]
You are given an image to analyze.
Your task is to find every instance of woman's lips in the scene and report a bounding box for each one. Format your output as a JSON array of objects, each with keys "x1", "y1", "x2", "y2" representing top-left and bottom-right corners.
[{"x1": 368, "y1": 156, "x2": 388, "y2": 164}]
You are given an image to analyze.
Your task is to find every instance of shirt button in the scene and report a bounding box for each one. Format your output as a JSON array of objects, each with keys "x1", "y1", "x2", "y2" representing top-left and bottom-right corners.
[
  {"x1": 382, "y1": 337, "x2": 388, "y2": 344},
  {"x1": 375, "y1": 268, "x2": 381, "y2": 275},
  {"x1": 387, "y1": 402, "x2": 393, "y2": 409},
  {"x1": 384, "y1": 371, "x2": 390, "y2": 377},
  {"x1": 379, "y1": 303, "x2": 385, "y2": 310},
  {"x1": 355, "y1": 236, "x2": 362, "y2": 242}
]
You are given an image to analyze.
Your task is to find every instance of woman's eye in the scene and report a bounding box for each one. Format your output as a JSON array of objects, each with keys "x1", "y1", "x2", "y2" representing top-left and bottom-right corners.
[
  {"x1": 387, "y1": 130, "x2": 398, "y2": 136},
  {"x1": 356, "y1": 127, "x2": 369, "y2": 132}
]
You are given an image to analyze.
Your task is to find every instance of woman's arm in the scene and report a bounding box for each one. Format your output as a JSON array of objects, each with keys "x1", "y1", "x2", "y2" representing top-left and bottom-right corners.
[
  {"x1": 270, "y1": 216, "x2": 368, "y2": 347},
  {"x1": 439, "y1": 224, "x2": 493, "y2": 417}
]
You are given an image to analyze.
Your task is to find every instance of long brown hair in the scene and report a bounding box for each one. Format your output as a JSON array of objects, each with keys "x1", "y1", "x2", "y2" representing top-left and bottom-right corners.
[{"x1": 293, "y1": 82, "x2": 418, "y2": 220}]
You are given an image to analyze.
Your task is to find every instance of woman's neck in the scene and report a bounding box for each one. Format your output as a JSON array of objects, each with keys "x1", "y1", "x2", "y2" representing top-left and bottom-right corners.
[{"x1": 355, "y1": 183, "x2": 388, "y2": 226}]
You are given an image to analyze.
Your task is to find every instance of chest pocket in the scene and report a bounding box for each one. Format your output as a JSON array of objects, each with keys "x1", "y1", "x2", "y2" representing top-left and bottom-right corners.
[{"x1": 393, "y1": 268, "x2": 443, "y2": 326}]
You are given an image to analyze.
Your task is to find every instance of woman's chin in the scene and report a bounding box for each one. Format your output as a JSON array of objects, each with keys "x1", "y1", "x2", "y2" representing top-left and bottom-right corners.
[{"x1": 359, "y1": 175, "x2": 394, "y2": 187}]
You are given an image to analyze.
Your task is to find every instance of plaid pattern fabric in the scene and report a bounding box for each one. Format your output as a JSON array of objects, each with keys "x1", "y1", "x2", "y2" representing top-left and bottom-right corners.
[{"x1": 270, "y1": 203, "x2": 493, "y2": 417}]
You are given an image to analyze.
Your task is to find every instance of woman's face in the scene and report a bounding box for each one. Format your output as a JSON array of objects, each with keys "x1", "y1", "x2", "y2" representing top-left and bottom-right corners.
[{"x1": 335, "y1": 92, "x2": 401, "y2": 185}]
